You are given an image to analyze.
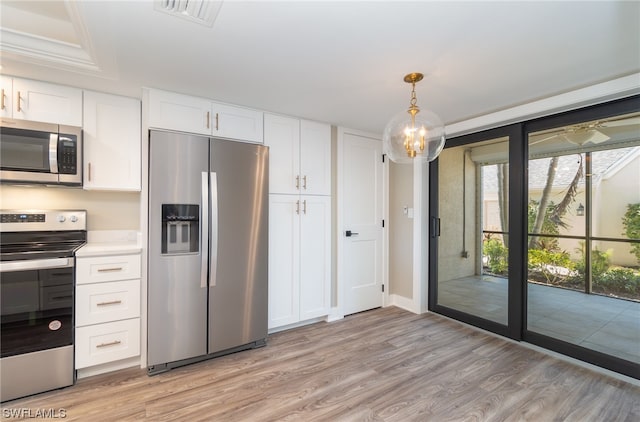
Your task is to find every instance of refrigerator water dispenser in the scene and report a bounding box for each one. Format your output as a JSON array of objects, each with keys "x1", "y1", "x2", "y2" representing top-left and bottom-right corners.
[{"x1": 161, "y1": 204, "x2": 199, "y2": 254}]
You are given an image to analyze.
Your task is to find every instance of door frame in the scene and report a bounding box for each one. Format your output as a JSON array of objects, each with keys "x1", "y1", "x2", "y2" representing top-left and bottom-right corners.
[
  {"x1": 428, "y1": 95, "x2": 640, "y2": 379},
  {"x1": 331, "y1": 127, "x2": 389, "y2": 321},
  {"x1": 428, "y1": 124, "x2": 523, "y2": 339}
]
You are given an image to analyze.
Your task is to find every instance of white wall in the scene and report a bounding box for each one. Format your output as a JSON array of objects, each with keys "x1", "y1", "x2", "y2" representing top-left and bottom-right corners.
[
  {"x1": 0, "y1": 185, "x2": 140, "y2": 230},
  {"x1": 437, "y1": 147, "x2": 477, "y2": 282},
  {"x1": 389, "y1": 162, "x2": 413, "y2": 299},
  {"x1": 596, "y1": 154, "x2": 640, "y2": 266}
]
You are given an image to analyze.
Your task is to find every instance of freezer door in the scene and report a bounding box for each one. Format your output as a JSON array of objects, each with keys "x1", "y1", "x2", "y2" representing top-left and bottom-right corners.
[
  {"x1": 148, "y1": 130, "x2": 210, "y2": 366},
  {"x1": 208, "y1": 139, "x2": 269, "y2": 353}
]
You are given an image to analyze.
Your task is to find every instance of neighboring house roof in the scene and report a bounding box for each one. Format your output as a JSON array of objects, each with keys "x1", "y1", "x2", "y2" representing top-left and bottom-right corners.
[{"x1": 483, "y1": 146, "x2": 639, "y2": 192}]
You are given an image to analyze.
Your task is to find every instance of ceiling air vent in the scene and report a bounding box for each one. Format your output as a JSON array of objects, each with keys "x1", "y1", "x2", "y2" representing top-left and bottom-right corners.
[{"x1": 154, "y1": 0, "x2": 223, "y2": 27}]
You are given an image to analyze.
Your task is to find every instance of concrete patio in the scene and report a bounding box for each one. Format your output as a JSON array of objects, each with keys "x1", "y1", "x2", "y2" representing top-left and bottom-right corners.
[{"x1": 438, "y1": 275, "x2": 640, "y2": 364}]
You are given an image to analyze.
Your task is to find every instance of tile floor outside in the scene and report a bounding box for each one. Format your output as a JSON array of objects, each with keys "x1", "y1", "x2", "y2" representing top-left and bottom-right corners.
[{"x1": 437, "y1": 275, "x2": 640, "y2": 364}]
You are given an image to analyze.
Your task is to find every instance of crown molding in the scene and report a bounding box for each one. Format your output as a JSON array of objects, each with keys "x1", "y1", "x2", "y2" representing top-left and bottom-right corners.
[{"x1": 0, "y1": 28, "x2": 100, "y2": 72}]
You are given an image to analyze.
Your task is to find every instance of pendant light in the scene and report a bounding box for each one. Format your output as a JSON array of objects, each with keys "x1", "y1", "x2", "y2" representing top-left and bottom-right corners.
[{"x1": 382, "y1": 73, "x2": 446, "y2": 164}]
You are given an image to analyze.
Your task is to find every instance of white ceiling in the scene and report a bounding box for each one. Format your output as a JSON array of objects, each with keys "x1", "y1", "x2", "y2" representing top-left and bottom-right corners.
[{"x1": 1, "y1": 1, "x2": 639, "y2": 135}]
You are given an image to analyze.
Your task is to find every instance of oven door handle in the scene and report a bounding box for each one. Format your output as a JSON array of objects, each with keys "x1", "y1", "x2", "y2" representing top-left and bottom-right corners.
[{"x1": 0, "y1": 257, "x2": 73, "y2": 272}]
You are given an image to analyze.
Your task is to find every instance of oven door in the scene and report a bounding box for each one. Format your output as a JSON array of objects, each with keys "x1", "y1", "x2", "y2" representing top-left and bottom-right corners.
[{"x1": 0, "y1": 257, "x2": 74, "y2": 358}]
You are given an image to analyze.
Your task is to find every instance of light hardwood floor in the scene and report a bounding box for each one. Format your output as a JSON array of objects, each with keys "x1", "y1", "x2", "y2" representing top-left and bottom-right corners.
[{"x1": 2, "y1": 307, "x2": 639, "y2": 421}]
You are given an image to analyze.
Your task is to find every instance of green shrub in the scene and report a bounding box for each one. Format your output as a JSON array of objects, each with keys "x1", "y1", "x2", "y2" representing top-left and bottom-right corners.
[
  {"x1": 622, "y1": 203, "x2": 640, "y2": 265},
  {"x1": 483, "y1": 238, "x2": 508, "y2": 275},
  {"x1": 528, "y1": 249, "x2": 574, "y2": 285},
  {"x1": 574, "y1": 244, "x2": 611, "y2": 279},
  {"x1": 593, "y1": 267, "x2": 640, "y2": 297},
  {"x1": 528, "y1": 200, "x2": 559, "y2": 251}
]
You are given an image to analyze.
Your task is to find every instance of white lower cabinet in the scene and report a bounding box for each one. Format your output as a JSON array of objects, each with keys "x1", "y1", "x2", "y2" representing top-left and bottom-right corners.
[
  {"x1": 268, "y1": 194, "x2": 331, "y2": 330},
  {"x1": 75, "y1": 252, "x2": 141, "y2": 376},
  {"x1": 75, "y1": 319, "x2": 140, "y2": 369}
]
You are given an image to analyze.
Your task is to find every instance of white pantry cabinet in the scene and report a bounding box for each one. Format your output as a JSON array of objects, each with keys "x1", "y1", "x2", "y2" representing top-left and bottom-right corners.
[
  {"x1": 83, "y1": 91, "x2": 141, "y2": 191},
  {"x1": 268, "y1": 194, "x2": 331, "y2": 329},
  {"x1": 75, "y1": 252, "x2": 141, "y2": 373},
  {"x1": 1, "y1": 75, "x2": 12, "y2": 118},
  {"x1": 264, "y1": 114, "x2": 331, "y2": 195},
  {"x1": 8, "y1": 77, "x2": 82, "y2": 126},
  {"x1": 146, "y1": 88, "x2": 263, "y2": 143}
]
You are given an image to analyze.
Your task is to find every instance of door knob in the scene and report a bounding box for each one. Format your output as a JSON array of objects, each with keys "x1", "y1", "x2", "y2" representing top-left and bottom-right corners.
[{"x1": 345, "y1": 230, "x2": 359, "y2": 237}]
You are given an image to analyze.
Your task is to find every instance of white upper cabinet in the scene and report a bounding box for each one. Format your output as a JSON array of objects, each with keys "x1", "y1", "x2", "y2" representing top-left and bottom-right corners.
[
  {"x1": 147, "y1": 89, "x2": 211, "y2": 135},
  {"x1": 83, "y1": 91, "x2": 141, "y2": 191},
  {"x1": 264, "y1": 113, "x2": 331, "y2": 195},
  {"x1": 264, "y1": 114, "x2": 300, "y2": 194},
  {"x1": 11, "y1": 77, "x2": 82, "y2": 126},
  {"x1": 146, "y1": 88, "x2": 263, "y2": 143},
  {"x1": 300, "y1": 120, "x2": 331, "y2": 196},
  {"x1": 1, "y1": 75, "x2": 13, "y2": 118},
  {"x1": 212, "y1": 102, "x2": 263, "y2": 143}
]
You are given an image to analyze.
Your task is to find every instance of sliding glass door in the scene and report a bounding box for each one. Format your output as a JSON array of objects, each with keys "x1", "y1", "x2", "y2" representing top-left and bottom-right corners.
[
  {"x1": 431, "y1": 129, "x2": 518, "y2": 336},
  {"x1": 526, "y1": 112, "x2": 640, "y2": 367},
  {"x1": 430, "y1": 96, "x2": 640, "y2": 378}
]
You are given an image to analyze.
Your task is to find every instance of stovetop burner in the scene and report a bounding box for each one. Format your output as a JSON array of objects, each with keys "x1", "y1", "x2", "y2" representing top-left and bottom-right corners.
[
  {"x1": 0, "y1": 240, "x2": 86, "y2": 261},
  {"x1": 0, "y1": 210, "x2": 87, "y2": 262}
]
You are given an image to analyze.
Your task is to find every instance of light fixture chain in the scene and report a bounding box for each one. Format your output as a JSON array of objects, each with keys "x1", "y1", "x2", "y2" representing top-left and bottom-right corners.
[{"x1": 410, "y1": 82, "x2": 417, "y2": 108}]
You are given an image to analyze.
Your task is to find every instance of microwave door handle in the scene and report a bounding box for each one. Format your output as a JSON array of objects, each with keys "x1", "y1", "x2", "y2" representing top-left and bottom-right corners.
[{"x1": 49, "y1": 133, "x2": 59, "y2": 173}]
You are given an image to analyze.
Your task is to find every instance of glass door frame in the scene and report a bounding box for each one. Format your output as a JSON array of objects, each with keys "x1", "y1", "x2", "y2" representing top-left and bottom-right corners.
[
  {"x1": 428, "y1": 95, "x2": 640, "y2": 379},
  {"x1": 428, "y1": 123, "x2": 525, "y2": 341}
]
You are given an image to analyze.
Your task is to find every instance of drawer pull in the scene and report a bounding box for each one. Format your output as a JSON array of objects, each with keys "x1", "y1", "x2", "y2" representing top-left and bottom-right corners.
[
  {"x1": 97, "y1": 267, "x2": 123, "y2": 273},
  {"x1": 96, "y1": 340, "x2": 122, "y2": 348},
  {"x1": 97, "y1": 300, "x2": 122, "y2": 306}
]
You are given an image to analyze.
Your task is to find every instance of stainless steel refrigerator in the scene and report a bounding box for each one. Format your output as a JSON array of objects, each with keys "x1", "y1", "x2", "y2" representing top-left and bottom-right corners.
[{"x1": 147, "y1": 130, "x2": 268, "y2": 374}]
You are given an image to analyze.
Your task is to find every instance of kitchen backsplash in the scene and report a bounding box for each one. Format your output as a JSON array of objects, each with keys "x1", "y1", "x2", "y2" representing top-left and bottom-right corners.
[{"x1": 0, "y1": 185, "x2": 140, "y2": 231}]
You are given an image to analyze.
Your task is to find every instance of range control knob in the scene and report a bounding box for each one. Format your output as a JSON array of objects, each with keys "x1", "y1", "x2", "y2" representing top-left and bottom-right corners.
[
  {"x1": 57, "y1": 215, "x2": 66, "y2": 223},
  {"x1": 70, "y1": 215, "x2": 78, "y2": 223}
]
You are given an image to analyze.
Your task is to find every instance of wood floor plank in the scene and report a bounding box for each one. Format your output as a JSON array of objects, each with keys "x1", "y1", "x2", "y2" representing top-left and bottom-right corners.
[{"x1": 2, "y1": 307, "x2": 638, "y2": 421}]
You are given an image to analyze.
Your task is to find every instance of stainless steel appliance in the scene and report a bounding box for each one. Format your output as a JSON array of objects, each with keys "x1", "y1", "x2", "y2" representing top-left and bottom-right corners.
[
  {"x1": 0, "y1": 210, "x2": 87, "y2": 402},
  {"x1": 147, "y1": 130, "x2": 268, "y2": 374},
  {"x1": 0, "y1": 118, "x2": 82, "y2": 186}
]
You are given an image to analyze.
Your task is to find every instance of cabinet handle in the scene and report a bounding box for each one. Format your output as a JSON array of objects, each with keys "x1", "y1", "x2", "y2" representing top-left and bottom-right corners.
[
  {"x1": 215, "y1": 113, "x2": 219, "y2": 131},
  {"x1": 303, "y1": 200, "x2": 307, "y2": 214},
  {"x1": 97, "y1": 267, "x2": 123, "y2": 273},
  {"x1": 295, "y1": 175, "x2": 300, "y2": 190},
  {"x1": 303, "y1": 175, "x2": 307, "y2": 190},
  {"x1": 87, "y1": 162, "x2": 92, "y2": 182},
  {"x1": 97, "y1": 300, "x2": 122, "y2": 306},
  {"x1": 96, "y1": 340, "x2": 121, "y2": 348},
  {"x1": 16, "y1": 91, "x2": 22, "y2": 112},
  {"x1": 1, "y1": 88, "x2": 5, "y2": 110},
  {"x1": 296, "y1": 200, "x2": 300, "y2": 215},
  {"x1": 206, "y1": 111, "x2": 210, "y2": 129}
]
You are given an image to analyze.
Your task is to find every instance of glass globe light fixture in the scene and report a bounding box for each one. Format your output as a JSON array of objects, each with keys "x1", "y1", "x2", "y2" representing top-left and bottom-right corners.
[{"x1": 382, "y1": 73, "x2": 446, "y2": 164}]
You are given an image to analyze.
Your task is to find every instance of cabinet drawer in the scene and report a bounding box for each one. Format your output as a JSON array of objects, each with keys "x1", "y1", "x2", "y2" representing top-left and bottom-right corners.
[
  {"x1": 76, "y1": 254, "x2": 141, "y2": 284},
  {"x1": 75, "y1": 318, "x2": 140, "y2": 368},
  {"x1": 76, "y1": 280, "x2": 140, "y2": 326}
]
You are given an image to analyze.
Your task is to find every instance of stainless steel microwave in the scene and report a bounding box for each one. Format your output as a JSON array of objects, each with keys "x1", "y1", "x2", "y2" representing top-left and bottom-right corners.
[{"x1": 0, "y1": 118, "x2": 82, "y2": 186}]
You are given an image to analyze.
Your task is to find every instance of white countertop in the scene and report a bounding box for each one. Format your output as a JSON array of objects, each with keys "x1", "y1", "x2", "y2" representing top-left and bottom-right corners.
[{"x1": 76, "y1": 230, "x2": 142, "y2": 257}]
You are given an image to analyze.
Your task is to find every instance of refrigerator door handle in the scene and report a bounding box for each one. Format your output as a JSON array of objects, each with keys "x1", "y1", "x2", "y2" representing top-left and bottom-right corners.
[
  {"x1": 201, "y1": 172, "x2": 209, "y2": 289},
  {"x1": 209, "y1": 172, "x2": 218, "y2": 287}
]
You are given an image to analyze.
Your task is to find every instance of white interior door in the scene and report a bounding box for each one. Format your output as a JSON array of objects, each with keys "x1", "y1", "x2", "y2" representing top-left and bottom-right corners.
[{"x1": 340, "y1": 130, "x2": 384, "y2": 315}]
